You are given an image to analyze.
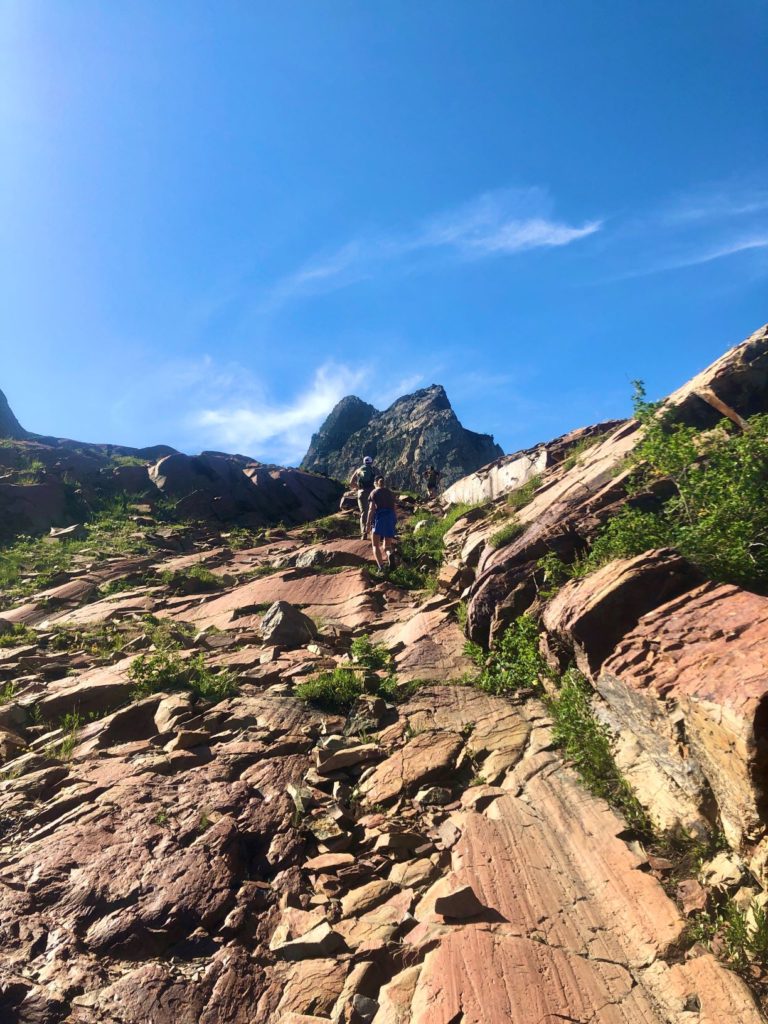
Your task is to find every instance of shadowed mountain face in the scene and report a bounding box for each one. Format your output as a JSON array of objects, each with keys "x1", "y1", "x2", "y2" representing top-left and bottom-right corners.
[
  {"x1": 301, "y1": 384, "x2": 503, "y2": 490},
  {"x1": 0, "y1": 389, "x2": 27, "y2": 439}
]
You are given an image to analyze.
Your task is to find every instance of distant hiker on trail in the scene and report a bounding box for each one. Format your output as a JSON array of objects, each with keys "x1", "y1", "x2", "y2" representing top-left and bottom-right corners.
[
  {"x1": 423, "y1": 465, "x2": 442, "y2": 499},
  {"x1": 367, "y1": 475, "x2": 398, "y2": 573},
  {"x1": 350, "y1": 455, "x2": 379, "y2": 539}
]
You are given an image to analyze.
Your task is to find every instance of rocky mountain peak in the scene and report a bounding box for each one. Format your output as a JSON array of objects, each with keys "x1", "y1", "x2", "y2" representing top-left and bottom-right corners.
[
  {"x1": 0, "y1": 388, "x2": 27, "y2": 439},
  {"x1": 301, "y1": 383, "x2": 502, "y2": 490}
]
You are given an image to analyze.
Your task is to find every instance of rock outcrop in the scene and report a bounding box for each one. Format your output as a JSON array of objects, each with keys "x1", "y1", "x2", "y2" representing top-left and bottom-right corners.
[
  {"x1": 301, "y1": 385, "x2": 503, "y2": 491},
  {"x1": 0, "y1": 388, "x2": 27, "y2": 439}
]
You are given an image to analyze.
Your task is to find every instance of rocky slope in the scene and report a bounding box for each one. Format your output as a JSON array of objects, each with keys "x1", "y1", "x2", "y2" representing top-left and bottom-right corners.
[
  {"x1": 301, "y1": 385, "x2": 503, "y2": 491},
  {"x1": 2, "y1": 324, "x2": 768, "y2": 1023},
  {"x1": 0, "y1": 396, "x2": 343, "y2": 539}
]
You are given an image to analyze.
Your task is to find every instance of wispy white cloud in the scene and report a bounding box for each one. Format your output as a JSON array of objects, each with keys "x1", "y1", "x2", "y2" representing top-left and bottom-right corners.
[
  {"x1": 260, "y1": 187, "x2": 601, "y2": 311},
  {"x1": 601, "y1": 180, "x2": 768, "y2": 281},
  {"x1": 196, "y1": 361, "x2": 370, "y2": 465},
  {"x1": 657, "y1": 183, "x2": 768, "y2": 225}
]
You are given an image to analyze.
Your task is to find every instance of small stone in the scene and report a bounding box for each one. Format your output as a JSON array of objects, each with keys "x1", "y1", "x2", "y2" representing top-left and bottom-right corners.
[
  {"x1": 676, "y1": 878, "x2": 709, "y2": 917},
  {"x1": 434, "y1": 883, "x2": 485, "y2": 920},
  {"x1": 373, "y1": 832, "x2": 427, "y2": 855},
  {"x1": 316, "y1": 743, "x2": 381, "y2": 775},
  {"x1": 388, "y1": 857, "x2": 437, "y2": 888},
  {"x1": 414, "y1": 786, "x2": 452, "y2": 807},
  {"x1": 303, "y1": 853, "x2": 355, "y2": 873},
  {"x1": 163, "y1": 729, "x2": 210, "y2": 752},
  {"x1": 271, "y1": 921, "x2": 346, "y2": 960},
  {"x1": 50, "y1": 523, "x2": 87, "y2": 541},
  {"x1": 699, "y1": 852, "x2": 744, "y2": 891}
]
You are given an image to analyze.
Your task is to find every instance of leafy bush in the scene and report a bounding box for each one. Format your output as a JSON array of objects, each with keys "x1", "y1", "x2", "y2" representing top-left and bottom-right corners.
[
  {"x1": 688, "y1": 897, "x2": 768, "y2": 975},
  {"x1": 399, "y1": 503, "x2": 478, "y2": 568},
  {"x1": 294, "y1": 668, "x2": 364, "y2": 713},
  {"x1": 488, "y1": 519, "x2": 525, "y2": 550},
  {"x1": 129, "y1": 650, "x2": 237, "y2": 703},
  {"x1": 109, "y1": 454, "x2": 148, "y2": 468},
  {"x1": 540, "y1": 384, "x2": 768, "y2": 591},
  {"x1": 548, "y1": 669, "x2": 650, "y2": 831},
  {"x1": 475, "y1": 614, "x2": 549, "y2": 694},
  {"x1": 0, "y1": 624, "x2": 37, "y2": 648},
  {"x1": 0, "y1": 682, "x2": 17, "y2": 704},
  {"x1": 506, "y1": 474, "x2": 541, "y2": 509},
  {"x1": 45, "y1": 711, "x2": 83, "y2": 761},
  {"x1": 384, "y1": 564, "x2": 438, "y2": 592},
  {"x1": 350, "y1": 634, "x2": 392, "y2": 671}
]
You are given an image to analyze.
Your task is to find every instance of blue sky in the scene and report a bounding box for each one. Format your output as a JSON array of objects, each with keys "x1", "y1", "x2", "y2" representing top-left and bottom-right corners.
[{"x1": 1, "y1": 1, "x2": 766, "y2": 464}]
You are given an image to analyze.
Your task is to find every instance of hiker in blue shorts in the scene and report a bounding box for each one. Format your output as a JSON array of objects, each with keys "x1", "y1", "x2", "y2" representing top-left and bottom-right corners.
[
  {"x1": 367, "y1": 475, "x2": 398, "y2": 573},
  {"x1": 350, "y1": 455, "x2": 379, "y2": 539}
]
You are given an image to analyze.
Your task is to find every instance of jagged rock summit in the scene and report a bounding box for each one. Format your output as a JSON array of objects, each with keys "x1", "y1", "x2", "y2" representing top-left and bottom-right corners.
[
  {"x1": 0, "y1": 388, "x2": 27, "y2": 439},
  {"x1": 301, "y1": 384, "x2": 503, "y2": 490}
]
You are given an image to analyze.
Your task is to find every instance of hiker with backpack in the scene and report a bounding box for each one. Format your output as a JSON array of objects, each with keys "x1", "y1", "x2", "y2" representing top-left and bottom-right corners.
[
  {"x1": 350, "y1": 455, "x2": 379, "y2": 539},
  {"x1": 367, "y1": 475, "x2": 398, "y2": 573},
  {"x1": 423, "y1": 464, "x2": 442, "y2": 499}
]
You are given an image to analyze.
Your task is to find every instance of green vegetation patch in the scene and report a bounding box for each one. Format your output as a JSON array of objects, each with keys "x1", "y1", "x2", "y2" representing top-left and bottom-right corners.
[
  {"x1": 0, "y1": 624, "x2": 38, "y2": 648},
  {"x1": 350, "y1": 633, "x2": 392, "y2": 672},
  {"x1": 159, "y1": 563, "x2": 224, "y2": 593},
  {"x1": 467, "y1": 614, "x2": 550, "y2": 695},
  {"x1": 488, "y1": 518, "x2": 525, "y2": 550},
  {"x1": 537, "y1": 383, "x2": 768, "y2": 594},
  {"x1": 547, "y1": 668, "x2": 650, "y2": 831},
  {"x1": 129, "y1": 649, "x2": 237, "y2": 703},
  {"x1": 506, "y1": 474, "x2": 542, "y2": 510}
]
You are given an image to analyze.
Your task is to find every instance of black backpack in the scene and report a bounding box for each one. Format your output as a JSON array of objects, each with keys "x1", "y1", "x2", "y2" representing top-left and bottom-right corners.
[{"x1": 359, "y1": 464, "x2": 375, "y2": 488}]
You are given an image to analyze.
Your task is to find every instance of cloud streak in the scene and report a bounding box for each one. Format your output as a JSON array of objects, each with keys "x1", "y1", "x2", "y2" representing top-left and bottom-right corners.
[
  {"x1": 260, "y1": 187, "x2": 601, "y2": 311},
  {"x1": 196, "y1": 361, "x2": 370, "y2": 465}
]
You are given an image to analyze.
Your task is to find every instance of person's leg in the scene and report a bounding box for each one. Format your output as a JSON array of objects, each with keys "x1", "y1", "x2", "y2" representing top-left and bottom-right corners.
[
  {"x1": 358, "y1": 489, "x2": 369, "y2": 538},
  {"x1": 371, "y1": 533, "x2": 385, "y2": 570}
]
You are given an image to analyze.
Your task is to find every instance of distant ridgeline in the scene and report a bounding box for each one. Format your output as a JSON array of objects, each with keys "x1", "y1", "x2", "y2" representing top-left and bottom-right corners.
[{"x1": 300, "y1": 384, "x2": 503, "y2": 491}]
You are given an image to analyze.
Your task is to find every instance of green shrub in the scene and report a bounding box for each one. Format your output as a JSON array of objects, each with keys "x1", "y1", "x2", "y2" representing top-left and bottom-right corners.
[
  {"x1": 545, "y1": 384, "x2": 768, "y2": 591},
  {"x1": 506, "y1": 474, "x2": 541, "y2": 509},
  {"x1": 0, "y1": 624, "x2": 37, "y2": 648},
  {"x1": 109, "y1": 454, "x2": 148, "y2": 468},
  {"x1": 399, "y1": 503, "x2": 479, "y2": 568},
  {"x1": 129, "y1": 650, "x2": 237, "y2": 703},
  {"x1": 294, "y1": 668, "x2": 364, "y2": 713},
  {"x1": 688, "y1": 897, "x2": 768, "y2": 974},
  {"x1": 378, "y1": 564, "x2": 437, "y2": 592},
  {"x1": 475, "y1": 614, "x2": 549, "y2": 694},
  {"x1": 488, "y1": 519, "x2": 525, "y2": 550},
  {"x1": 548, "y1": 669, "x2": 650, "y2": 831},
  {"x1": 225, "y1": 527, "x2": 263, "y2": 550},
  {"x1": 45, "y1": 711, "x2": 83, "y2": 761},
  {"x1": 0, "y1": 682, "x2": 17, "y2": 704},
  {"x1": 350, "y1": 634, "x2": 392, "y2": 671}
]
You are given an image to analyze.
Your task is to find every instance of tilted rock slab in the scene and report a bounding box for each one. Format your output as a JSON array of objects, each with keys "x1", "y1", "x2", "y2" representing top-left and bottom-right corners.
[{"x1": 390, "y1": 763, "x2": 763, "y2": 1023}]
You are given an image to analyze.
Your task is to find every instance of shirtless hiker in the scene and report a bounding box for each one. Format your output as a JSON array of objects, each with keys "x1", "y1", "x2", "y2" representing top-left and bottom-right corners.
[{"x1": 367, "y1": 475, "x2": 398, "y2": 573}]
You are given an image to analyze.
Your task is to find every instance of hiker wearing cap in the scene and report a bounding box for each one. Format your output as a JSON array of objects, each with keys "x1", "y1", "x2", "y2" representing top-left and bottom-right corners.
[
  {"x1": 350, "y1": 456, "x2": 379, "y2": 539},
  {"x1": 423, "y1": 465, "x2": 442, "y2": 499},
  {"x1": 367, "y1": 475, "x2": 398, "y2": 572}
]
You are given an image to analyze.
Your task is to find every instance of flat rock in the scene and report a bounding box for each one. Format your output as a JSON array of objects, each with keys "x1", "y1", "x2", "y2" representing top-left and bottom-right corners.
[
  {"x1": 272, "y1": 921, "x2": 347, "y2": 961},
  {"x1": 360, "y1": 731, "x2": 463, "y2": 805}
]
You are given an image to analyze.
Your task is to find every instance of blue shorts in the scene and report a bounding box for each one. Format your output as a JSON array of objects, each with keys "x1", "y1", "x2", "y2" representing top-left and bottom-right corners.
[{"x1": 373, "y1": 508, "x2": 397, "y2": 538}]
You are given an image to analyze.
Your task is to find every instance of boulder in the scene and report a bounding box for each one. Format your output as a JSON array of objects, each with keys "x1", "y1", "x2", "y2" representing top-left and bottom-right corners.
[{"x1": 260, "y1": 601, "x2": 318, "y2": 647}]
